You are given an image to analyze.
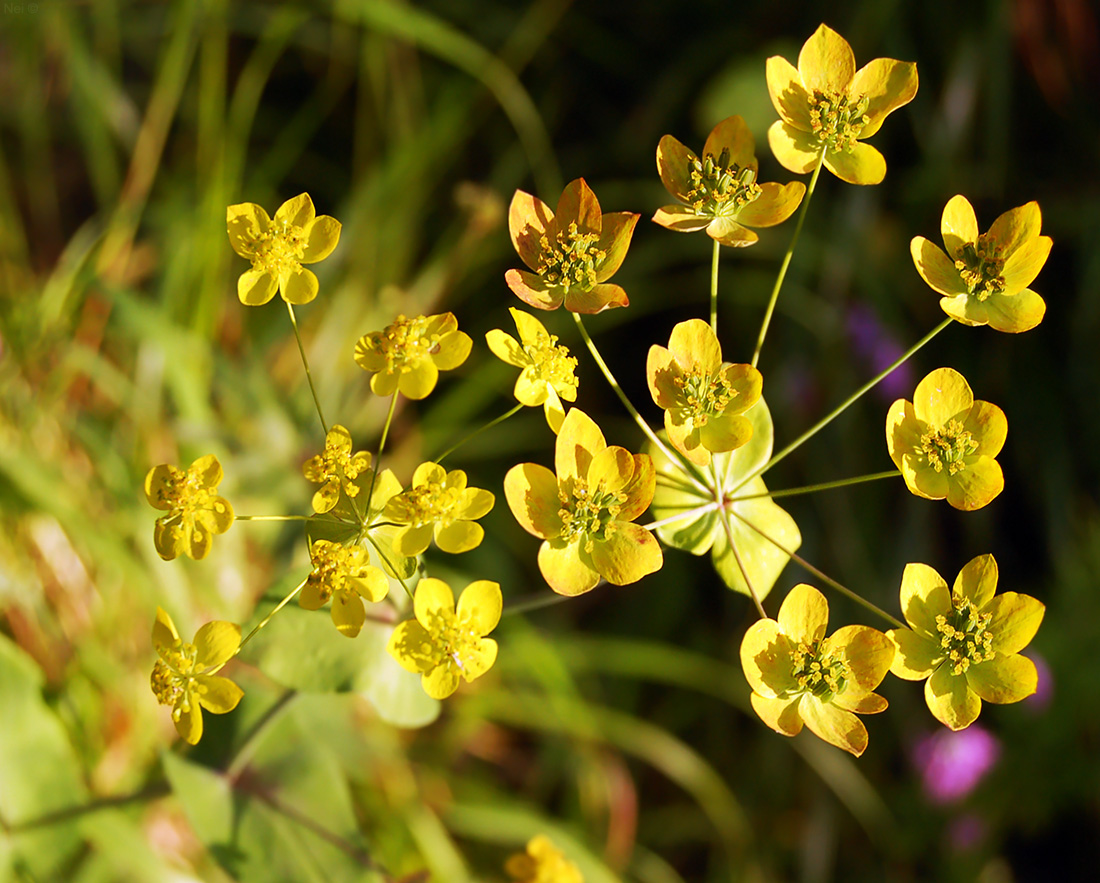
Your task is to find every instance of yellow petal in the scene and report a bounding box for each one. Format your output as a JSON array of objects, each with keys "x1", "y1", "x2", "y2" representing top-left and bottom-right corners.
[
  {"x1": 280, "y1": 267, "x2": 319, "y2": 305},
  {"x1": 435, "y1": 520, "x2": 484, "y2": 553},
  {"x1": 350, "y1": 567, "x2": 389, "y2": 603},
  {"x1": 945, "y1": 457, "x2": 1003, "y2": 511},
  {"x1": 175, "y1": 704, "x2": 203, "y2": 745},
  {"x1": 887, "y1": 627, "x2": 943, "y2": 680},
  {"x1": 702, "y1": 115, "x2": 757, "y2": 170},
  {"x1": 555, "y1": 408, "x2": 605, "y2": 481},
  {"x1": 767, "y1": 121, "x2": 822, "y2": 174},
  {"x1": 913, "y1": 367, "x2": 973, "y2": 426},
  {"x1": 940, "y1": 195, "x2": 978, "y2": 260},
  {"x1": 538, "y1": 538, "x2": 600, "y2": 596},
  {"x1": 653, "y1": 204, "x2": 712, "y2": 232},
  {"x1": 966, "y1": 653, "x2": 1037, "y2": 704},
  {"x1": 646, "y1": 345, "x2": 680, "y2": 409},
  {"x1": 432, "y1": 329, "x2": 473, "y2": 371},
  {"x1": 656, "y1": 134, "x2": 695, "y2": 202},
  {"x1": 509, "y1": 189, "x2": 554, "y2": 269},
  {"x1": 456, "y1": 580, "x2": 503, "y2": 636},
  {"x1": 332, "y1": 590, "x2": 366, "y2": 638},
  {"x1": 461, "y1": 637, "x2": 498, "y2": 682},
  {"x1": 153, "y1": 607, "x2": 179, "y2": 650},
  {"x1": 898, "y1": 562, "x2": 951, "y2": 636},
  {"x1": 504, "y1": 462, "x2": 563, "y2": 539},
  {"x1": 963, "y1": 401, "x2": 1007, "y2": 458},
  {"x1": 486, "y1": 328, "x2": 525, "y2": 367},
  {"x1": 544, "y1": 388, "x2": 566, "y2": 434},
  {"x1": 667, "y1": 318, "x2": 721, "y2": 373},
  {"x1": 736, "y1": 181, "x2": 806, "y2": 228},
  {"x1": 588, "y1": 445, "x2": 634, "y2": 493},
  {"x1": 766, "y1": 55, "x2": 812, "y2": 130},
  {"x1": 590, "y1": 522, "x2": 663, "y2": 586},
  {"x1": 194, "y1": 674, "x2": 243, "y2": 714},
  {"x1": 238, "y1": 268, "x2": 278, "y2": 306},
  {"x1": 849, "y1": 58, "x2": 918, "y2": 137},
  {"x1": 799, "y1": 694, "x2": 868, "y2": 756},
  {"x1": 1001, "y1": 235, "x2": 1052, "y2": 295},
  {"x1": 740, "y1": 618, "x2": 796, "y2": 698},
  {"x1": 414, "y1": 578, "x2": 456, "y2": 629},
  {"x1": 823, "y1": 142, "x2": 886, "y2": 186},
  {"x1": 798, "y1": 24, "x2": 856, "y2": 94},
  {"x1": 398, "y1": 361, "x2": 439, "y2": 400},
  {"x1": 388, "y1": 620, "x2": 439, "y2": 674},
  {"x1": 595, "y1": 211, "x2": 638, "y2": 282},
  {"x1": 393, "y1": 523, "x2": 434, "y2": 557},
  {"x1": 706, "y1": 217, "x2": 759, "y2": 248},
  {"x1": 226, "y1": 202, "x2": 270, "y2": 257},
  {"x1": 509, "y1": 307, "x2": 550, "y2": 347},
  {"x1": 750, "y1": 692, "x2": 803, "y2": 737},
  {"x1": 925, "y1": 664, "x2": 981, "y2": 731},
  {"x1": 699, "y1": 413, "x2": 753, "y2": 454},
  {"x1": 987, "y1": 201, "x2": 1042, "y2": 256},
  {"x1": 618, "y1": 454, "x2": 656, "y2": 522},
  {"x1": 302, "y1": 215, "x2": 341, "y2": 263},
  {"x1": 984, "y1": 288, "x2": 1046, "y2": 333},
  {"x1": 422, "y1": 665, "x2": 461, "y2": 700},
  {"x1": 828, "y1": 625, "x2": 894, "y2": 691},
  {"x1": 984, "y1": 592, "x2": 1045, "y2": 655},
  {"x1": 144, "y1": 465, "x2": 175, "y2": 510},
  {"x1": 193, "y1": 620, "x2": 241, "y2": 669},
  {"x1": 910, "y1": 236, "x2": 966, "y2": 296},
  {"x1": 153, "y1": 520, "x2": 183, "y2": 560},
  {"x1": 777, "y1": 583, "x2": 829, "y2": 645},
  {"x1": 564, "y1": 282, "x2": 630, "y2": 314}
]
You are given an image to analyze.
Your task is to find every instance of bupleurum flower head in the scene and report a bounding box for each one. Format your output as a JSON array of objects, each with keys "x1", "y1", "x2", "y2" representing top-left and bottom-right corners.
[
  {"x1": 505, "y1": 835, "x2": 584, "y2": 883},
  {"x1": 150, "y1": 607, "x2": 243, "y2": 745},
  {"x1": 354, "y1": 312, "x2": 472, "y2": 400},
  {"x1": 226, "y1": 193, "x2": 341, "y2": 306},
  {"x1": 486, "y1": 307, "x2": 579, "y2": 433},
  {"x1": 299, "y1": 539, "x2": 389, "y2": 638},
  {"x1": 653, "y1": 115, "x2": 806, "y2": 247},
  {"x1": 911, "y1": 195, "x2": 1051, "y2": 333},
  {"x1": 384, "y1": 463, "x2": 495, "y2": 556},
  {"x1": 647, "y1": 319, "x2": 763, "y2": 465},
  {"x1": 886, "y1": 367, "x2": 1007, "y2": 511},
  {"x1": 740, "y1": 584, "x2": 894, "y2": 756},
  {"x1": 387, "y1": 578, "x2": 501, "y2": 699},
  {"x1": 887, "y1": 555, "x2": 1045, "y2": 731},
  {"x1": 302, "y1": 424, "x2": 372, "y2": 514},
  {"x1": 144, "y1": 454, "x2": 234, "y2": 560},
  {"x1": 504, "y1": 408, "x2": 662, "y2": 596},
  {"x1": 506, "y1": 178, "x2": 638, "y2": 314},
  {"x1": 766, "y1": 24, "x2": 918, "y2": 185}
]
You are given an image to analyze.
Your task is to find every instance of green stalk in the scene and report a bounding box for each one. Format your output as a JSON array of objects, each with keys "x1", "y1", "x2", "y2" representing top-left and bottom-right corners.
[
  {"x1": 503, "y1": 592, "x2": 574, "y2": 616},
  {"x1": 572, "y1": 312, "x2": 710, "y2": 496},
  {"x1": 434, "y1": 402, "x2": 523, "y2": 463},
  {"x1": 715, "y1": 462, "x2": 766, "y2": 619},
  {"x1": 287, "y1": 302, "x2": 327, "y2": 434},
  {"x1": 234, "y1": 514, "x2": 312, "y2": 522},
  {"x1": 709, "y1": 238, "x2": 721, "y2": 334},
  {"x1": 238, "y1": 578, "x2": 307, "y2": 651},
  {"x1": 736, "y1": 317, "x2": 952, "y2": 493},
  {"x1": 751, "y1": 148, "x2": 825, "y2": 368},
  {"x1": 729, "y1": 470, "x2": 900, "y2": 502},
  {"x1": 363, "y1": 393, "x2": 398, "y2": 512}
]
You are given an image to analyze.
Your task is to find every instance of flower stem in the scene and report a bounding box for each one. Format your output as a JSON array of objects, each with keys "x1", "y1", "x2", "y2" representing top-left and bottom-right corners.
[
  {"x1": 751, "y1": 148, "x2": 825, "y2": 369},
  {"x1": 642, "y1": 502, "x2": 719, "y2": 532},
  {"x1": 729, "y1": 470, "x2": 900, "y2": 502},
  {"x1": 364, "y1": 393, "x2": 398, "y2": 512},
  {"x1": 287, "y1": 302, "x2": 327, "y2": 434},
  {"x1": 362, "y1": 531, "x2": 415, "y2": 601},
  {"x1": 714, "y1": 461, "x2": 767, "y2": 618},
  {"x1": 571, "y1": 312, "x2": 709, "y2": 495},
  {"x1": 434, "y1": 402, "x2": 524, "y2": 463},
  {"x1": 503, "y1": 592, "x2": 575, "y2": 616},
  {"x1": 737, "y1": 317, "x2": 952, "y2": 493},
  {"x1": 235, "y1": 514, "x2": 313, "y2": 522},
  {"x1": 730, "y1": 509, "x2": 904, "y2": 629},
  {"x1": 238, "y1": 578, "x2": 307, "y2": 652},
  {"x1": 709, "y1": 237, "x2": 721, "y2": 335}
]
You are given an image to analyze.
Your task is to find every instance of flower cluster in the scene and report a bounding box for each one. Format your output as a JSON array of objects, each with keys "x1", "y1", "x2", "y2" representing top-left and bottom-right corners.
[{"x1": 144, "y1": 454, "x2": 234, "y2": 560}]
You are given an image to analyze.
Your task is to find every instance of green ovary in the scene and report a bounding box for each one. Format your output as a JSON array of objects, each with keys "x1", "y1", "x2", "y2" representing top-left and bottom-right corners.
[
  {"x1": 808, "y1": 91, "x2": 870, "y2": 152},
  {"x1": 791, "y1": 640, "x2": 850, "y2": 699},
  {"x1": 935, "y1": 598, "x2": 994, "y2": 675},
  {"x1": 675, "y1": 370, "x2": 737, "y2": 425},
  {"x1": 954, "y1": 234, "x2": 1007, "y2": 301},
  {"x1": 558, "y1": 480, "x2": 626, "y2": 548},
  {"x1": 687, "y1": 149, "x2": 762, "y2": 216},
  {"x1": 920, "y1": 419, "x2": 978, "y2": 475},
  {"x1": 538, "y1": 222, "x2": 605, "y2": 292}
]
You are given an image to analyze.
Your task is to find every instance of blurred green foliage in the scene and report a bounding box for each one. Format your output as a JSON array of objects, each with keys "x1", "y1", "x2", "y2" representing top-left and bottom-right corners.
[{"x1": 1, "y1": 0, "x2": 1098, "y2": 880}]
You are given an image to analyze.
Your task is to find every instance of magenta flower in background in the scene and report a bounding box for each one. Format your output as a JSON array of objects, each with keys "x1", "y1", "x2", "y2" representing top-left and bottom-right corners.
[
  {"x1": 846, "y1": 304, "x2": 913, "y2": 401},
  {"x1": 914, "y1": 725, "x2": 1001, "y2": 804},
  {"x1": 1023, "y1": 651, "x2": 1053, "y2": 712}
]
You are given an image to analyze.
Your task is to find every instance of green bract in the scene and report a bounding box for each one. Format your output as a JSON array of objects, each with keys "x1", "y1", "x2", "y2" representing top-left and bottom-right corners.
[
  {"x1": 911, "y1": 195, "x2": 1050, "y2": 333},
  {"x1": 649, "y1": 398, "x2": 800, "y2": 601},
  {"x1": 887, "y1": 555, "x2": 1045, "y2": 731},
  {"x1": 653, "y1": 115, "x2": 806, "y2": 247}
]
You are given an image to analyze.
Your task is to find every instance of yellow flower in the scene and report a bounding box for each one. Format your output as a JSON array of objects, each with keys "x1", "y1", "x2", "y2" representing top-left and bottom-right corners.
[
  {"x1": 302, "y1": 424, "x2": 372, "y2": 514},
  {"x1": 886, "y1": 367, "x2": 1007, "y2": 511},
  {"x1": 387, "y1": 578, "x2": 501, "y2": 699},
  {"x1": 506, "y1": 178, "x2": 638, "y2": 314},
  {"x1": 504, "y1": 408, "x2": 662, "y2": 596},
  {"x1": 911, "y1": 195, "x2": 1051, "y2": 333},
  {"x1": 226, "y1": 193, "x2": 341, "y2": 306},
  {"x1": 354, "y1": 312, "x2": 472, "y2": 400},
  {"x1": 486, "y1": 307, "x2": 579, "y2": 433},
  {"x1": 766, "y1": 24, "x2": 918, "y2": 185},
  {"x1": 384, "y1": 463, "x2": 495, "y2": 556},
  {"x1": 647, "y1": 319, "x2": 763, "y2": 465},
  {"x1": 144, "y1": 454, "x2": 234, "y2": 560},
  {"x1": 887, "y1": 555, "x2": 1044, "y2": 731},
  {"x1": 505, "y1": 835, "x2": 584, "y2": 883},
  {"x1": 740, "y1": 584, "x2": 894, "y2": 756},
  {"x1": 299, "y1": 539, "x2": 389, "y2": 638},
  {"x1": 150, "y1": 607, "x2": 243, "y2": 745},
  {"x1": 653, "y1": 115, "x2": 806, "y2": 247}
]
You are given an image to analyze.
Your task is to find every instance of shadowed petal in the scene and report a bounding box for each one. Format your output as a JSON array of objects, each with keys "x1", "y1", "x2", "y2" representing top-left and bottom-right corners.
[
  {"x1": 766, "y1": 55, "x2": 813, "y2": 130},
  {"x1": 768, "y1": 121, "x2": 822, "y2": 174},
  {"x1": 941, "y1": 195, "x2": 978, "y2": 259},
  {"x1": 751, "y1": 693, "x2": 803, "y2": 736},
  {"x1": 926, "y1": 665, "x2": 981, "y2": 731},
  {"x1": 911, "y1": 236, "x2": 966, "y2": 296},
  {"x1": 538, "y1": 539, "x2": 600, "y2": 596},
  {"x1": 777, "y1": 583, "x2": 829, "y2": 645},
  {"x1": 656, "y1": 135, "x2": 695, "y2": 203},
  {"x1": 800, "y1": 694, "x2": 869, "y2": 756},
  {"x1": 736, "y1": 181, "x2": 806, "y2": 228},
  {"x1": 823, "y1": 142, "x2": 886, "y2": 185},
  {"x1": 590, "y1": 522, "x2": 663, "y2": 585},
  {"x1": 509, "y1": 190, "x2": 553, "y2": 268}
]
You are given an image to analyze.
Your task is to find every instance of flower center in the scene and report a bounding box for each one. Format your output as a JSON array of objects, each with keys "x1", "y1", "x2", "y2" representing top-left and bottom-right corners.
[
  {"x1": 954, "y1": 233, "x2": 1006, "y2": 302},
  {"x1": 674, "y1": 369, "x2": 736, "y2": 425},
  {"x1": 808, "y1": 91, "x2": 870, "y2": 152},
  {"x1": 686, "y1": 149, "x2": 762, "y2": 217},
  {"x1": 391, "y1": 479, "x2": 463, "y2": 528},
  {"x1": 558, "y1": 479, "x2": 627, "y2": 547},
  {"x1": 537, "y1": 222, "x2": 605, "y2": 292},
  {"x1": 251, "y1": 217, "x2": 306, "y2": 279},
  {"x1": 150, "y1": 642, "x2": 199, "y2": 719},
  {"x1": 154, "y1": 468, "x2": 221, "y2": 519},
  {"x1": 309, "y1": 542, "x2": 367, "y2": 602},
  {"x1": 523, "y1": 332, "x2": 579, "y2": 395},
  {"x1": 423, "y1": 610, "x2": 482, "y2": 676},
  {"x1": 363, "y1": 315, "x2": 441, "y2": 373},
  {"x1": 920, "y1": 419, "x2": 978, "y2": 475},
  {"x1": 935, "y1": 598, "x2": 995, "y2": 675},
  {"x1": 791, "y1": 639, "x2": 850, "y2": 699}
]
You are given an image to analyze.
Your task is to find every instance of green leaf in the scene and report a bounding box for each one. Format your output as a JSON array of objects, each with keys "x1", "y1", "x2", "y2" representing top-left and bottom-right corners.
[
  {"x1": 0, "y1": 634, "x2": 87, "y2": 880},
  {"x1": 355, "y1": 626, "x2": 441, "y2": 728},
  {"x1": 306, "y1": 512, "x2": 362, "y2": 547}
]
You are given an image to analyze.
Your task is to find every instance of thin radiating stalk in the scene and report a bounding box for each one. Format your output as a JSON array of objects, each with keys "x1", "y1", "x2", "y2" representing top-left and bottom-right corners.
[
  {"x1": 714, "y1": 461, "x2": 766, "y2": 619},
  {"x1": 364, "y1": 393, "x2": 398, "y2": 511},
  {"x1": 287, "y1": 301, "x2": 327, "y2": 433},
  {"x1": 751, "y1": 149, "x2": 825, "y2": 368},
  {"x1": 729, "y1": 470, "x2": 900, "y2": 502},
  {"x1": 737, "y1": 318, "x2": 953, "y2": 493},
  {"x1": 643, "y1": 502, "x2": 719, "y2": 532},
  {"x1": 238, "y1": 578, "x2": 307, "y2": 651},
  {"x1": 435, "y1": 402, "x2": 523, "y2": 463},
  {"x1": 503, "y1": 592, "x2": 574, "y2": 616}
]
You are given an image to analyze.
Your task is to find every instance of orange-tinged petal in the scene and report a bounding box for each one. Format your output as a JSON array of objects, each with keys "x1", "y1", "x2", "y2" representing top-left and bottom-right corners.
[
  {"x1": 911, "y1": 236, "x2": 967, "y2": 297},
  {"x1": 736, "y1": 181, "x2": 806, "y2": 228},
  {"x1": 504, "y1": 462, "x2": 563, "y2": 539},
  {"x1": 707, "y1": 217, "x2": 759, "y2": 247},
  {"x1": 280, "y1": 267, "x2": 319, "y2": 305},
  {"x1": 941, "y1": 195, "x2": 978, "y2": 260},
  {"x1": 828, "y1": 625, "x2": 893, "y2": 691},
  {"x1": 274, "y1": 192, "x2": 315, "y2": 228},
  {"x1": 595, "y1": 212, "x2": 638, "y2": 281},
  {"x1": 301, "y1": 215, "x2": 341, "y2": 263},
  {"x1": 656, "y1": 134, "x2": 695, "y2": 202},
  {"x1": 823, "y1": 141, "x2": 886, "y2": 186},
  {"x1": 984, "y1": 592, "x2": 1045, "y2": 655},
  {"x1": 555, "y1": 408, "x2": 605, "y2": 481},
  {"x1": 966, "y1": 653, "x2": 1037, "y2": 704},
  {"x1": 564, "y1": 282, "x2": 629, "y2": 314},
  {"x1": 238, "y1": 268, "x2": 278, "y2": 306},
  {"x1": 766, "y1": 55, "x2": 813, "y2": 130},
  {"x1": 646, "y1": 345, "x2": 680, "y2": 409},
  {"x1": 652, "y1": 204, "x2": 711, "y2": 232},
  {"x1": 506, "y1": 268, "x2": 563, "y2": 311},
  {"x1": 590, "y1": 522, "x2": 663, "y2": 585},
  {"x1": 557, "y1": 178, "x2": 602, "y2": 236},
  {"x1": 618, "y1": 454, "x2": 656, "y2": 522},
  {"x1": 703, "y1": 115, "x2": 757, "y2": 170},
  {"x1": 913, "y1": 367, "x2": 973, "y2": 426},
  {"x1": 777, "y1": 583, "x2": 829, "y2": 645},
  {"x1": 849, "y1": 58, "x2": 918, "y2": 137},
  {"x1": 798, "y1": 24, "x2": 856, "y2": 94},
  {"x1": 800, "y1": 694, "x2": 868, "y2": 756},
  {"x1": 750, "y1": 692, "x2": 804, "y2": 736},
  {"x1": 926, "y1": 665, "x2": 981, "y2": 731},
  {"x1": 508, "y1": 189, "x2": 553, "y2": 269},
  {"x1": 538, "y1": 538, "x2": 600, "y2": 596},
  {"x1": 768, "y1": 121, "x2": 822, "y2": 175},
  {"x1": 456, "y1": 580, "x2": 503, "y2": 636}
]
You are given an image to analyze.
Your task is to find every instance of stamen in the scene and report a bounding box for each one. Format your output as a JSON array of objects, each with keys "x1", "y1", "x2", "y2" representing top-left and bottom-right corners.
[
  {"x1": 808, "y1": 91, "x2": 870, "y2": 153},
  {"x1": 920, "y1": 419, "x2": 978, "y2": 475},
  {"x1": 936, "y1": 598, "x2": 995, "y2": 674},
  {"x1": 538, "y1": 222, "x2": 605, "y2": 292},
  {"x1": 686, "y1": 148, "x2": 762, "y2": 216}
]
